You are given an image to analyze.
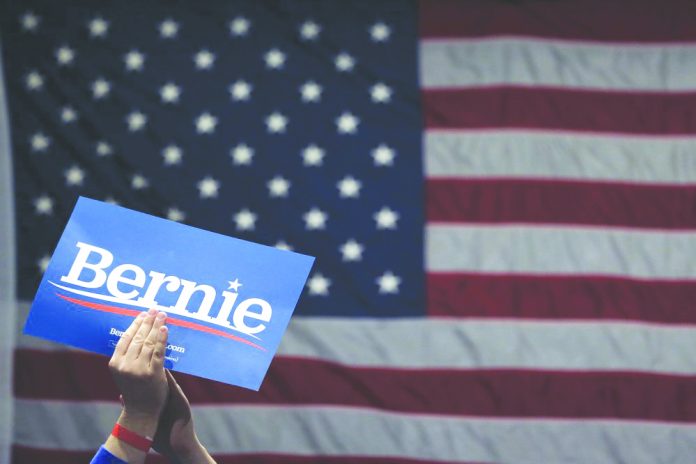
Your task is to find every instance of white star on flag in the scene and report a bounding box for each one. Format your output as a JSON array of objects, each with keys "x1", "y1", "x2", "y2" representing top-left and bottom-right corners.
[
  {"x1": 231, "y1": 143, "x2": 254, "y2": 165},
  {"x1": 162, "y1": 144, "x2": 183, "y2": 165},
  {"x1": 300, "y1": 81, "x2": 322, "y2": 102},
  {"x1": 30, "y1": 133, "x2": 50, "y2": 152},
  {"x1": 124, "y1": 50, "x2": 145, "y2": 71},
  {"x1": 91, "y1": 78, "x2": 111, "y2": 99},
  {"x1": 335, "y1": 52, "x2": 355, "y2": 72},
  {"x1": 370, "y1": 22, "x2": 391, "y2": 42},
  {"x1": 96, "y1": 141, "x2": 113, "y2": 157},
  {"x1": 376, "y1": 271, "x2": 401, "y2": 294},
  {"x1": 197, "y1": 176, "x2": 219, "y2": 198},
  {"x1": 21, "y1": 12, "x2": 40, "y2": 31},
  {"x1": 60, "y1": 107, "x2": 77, "y2": 124},
  {"x1": 372, "y1": 144, "x2": 396, "y2": 166},
  {"x1": 267, "y1": 176, "x2": 291, "y2": 197},
  {"x1": 274, "y1": 241, "x2": 293, "y2": 251},
  {"x1": 336, "y1": 112, "x2": 359, "y2": 134},
  {"x1": 166, "y1": 207, "x2": 186, "y2": 222},
  {"x1": 195, "y1": 112, "x2": 218, "y2": 134},
  {"x1": 229, "y1": 80, "x2": 252, "y2": 101},
  {"x1": 159, "y1": 19, "x2": 179, "y2": 38},
  {"x1": 229, "y1": 16, "x2": 250, "y2": 36},
  {"x1": 340, "y1": 239, "x2": 364, "y2": 262},
  {"x1": 55, "y1": 46, "x2": 75, "y2": 66},
  {"x1": 37, "y1": 255, "x2": 51, "y2": 273},
  {"x1": 88, "y1": 17, "x2": 109, "y2": 37},
  {"x1": 374, "y1": 206, "x2": 399, "y2": 229},
  {"x1": 266, "y1": 112, "x2": 288, "y2": 133},
  {"x1": 337, "y1": 176, "x2": 362, "y2": 198},
  {"x1": 131, "y1": 174, "x2": 149, "y2": 190},
  {"x1": 233, "y1": 209, "x2": 257, "y2": 231},
  {"x1": 303, "y1": 207, "x2": 328, "y2": 230},
  {"x1": 264, "y1": 48, "x2": 286, "y2": 69},
  {"x1": 299, "y1": 20, "x2": 321, "y2": 40},
  {"x1": 34, "y1": 195, "x2": 53, "y2": 215},
  {"x1": 25, "y1": 71, "x2": 43, "y2": 91},
  {"x1": 307, "y1": 273, "x2": 331, "y2": 295},
  {"x1": 194, "y1": 50, "x2": 215, "y2": 70},
  {"x1": 126, "y1": 111, "x2": 147, "y2": 132},
  {"x1": 64, "y1": 165, "x2": 85, "y2": 186},
  {"x1": 160, "y1": 83, "x2": 181, "y2": 103},
  {"x1": 370, "y1": 83, "x2": 392, "y2": 103},
  {"x1": 302, "y1": 144, "x2": 325, "y2": 166}
]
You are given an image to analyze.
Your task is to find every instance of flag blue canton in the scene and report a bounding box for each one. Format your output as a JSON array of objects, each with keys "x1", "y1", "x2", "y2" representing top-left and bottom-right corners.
[{"x1": 2, "y1": 0, "x2": 424, "y2": 317}]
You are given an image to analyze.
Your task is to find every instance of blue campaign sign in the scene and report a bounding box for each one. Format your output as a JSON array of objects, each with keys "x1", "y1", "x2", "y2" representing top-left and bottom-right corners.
[{"x1": 24, "y1": 197, "x2": 315, "y2": 390}]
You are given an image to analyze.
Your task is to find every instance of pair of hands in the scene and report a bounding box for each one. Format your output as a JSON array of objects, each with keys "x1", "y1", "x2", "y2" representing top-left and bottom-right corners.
[{"x1": 106, "y1": 308, "x2": 213, "y2": 463}]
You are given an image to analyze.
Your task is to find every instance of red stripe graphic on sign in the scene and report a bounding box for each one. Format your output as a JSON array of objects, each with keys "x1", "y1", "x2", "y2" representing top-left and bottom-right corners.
[{"x1": 56, "y1": 293, "x2": 266, "y2": 351}]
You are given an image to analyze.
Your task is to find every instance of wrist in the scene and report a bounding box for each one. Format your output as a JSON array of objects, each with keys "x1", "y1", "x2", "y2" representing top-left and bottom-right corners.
[
  {"x1": 174, "y1": 437, "x2": 213, "y2": 464},
  {"x1": 118, "y1": 409, "x2": 159, "y2": 440}
]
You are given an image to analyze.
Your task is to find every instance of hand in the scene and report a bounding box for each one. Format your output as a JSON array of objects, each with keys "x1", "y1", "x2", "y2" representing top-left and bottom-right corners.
[
  {"x1": 108, "y1": 308, "x2": 169, "y2": 436},
  {"x1": 153, "y1": 370, "x2": 216, "y2": 464}
]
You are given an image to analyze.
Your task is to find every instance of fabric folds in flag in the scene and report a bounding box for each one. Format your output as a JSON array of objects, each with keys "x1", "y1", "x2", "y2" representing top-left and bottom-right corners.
[{"x1": 2, "y1": 0, "x2": 696, "y2": 463}]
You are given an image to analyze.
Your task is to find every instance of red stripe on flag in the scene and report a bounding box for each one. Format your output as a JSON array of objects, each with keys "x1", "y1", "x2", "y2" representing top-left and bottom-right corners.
[
  {"x1": 427, "y1": 273, "x2": 696, "y2": 324},
  {"x1": 423, "y1": 88, "x2": 696, "y2": 134},
  {"x1": 10, "y1": 447, "x2": 471, "y2": 464},
  {"x1": 14, "y1": 349, "x2": 696, "y2": 422},
  {"x1": 419, "y1": 0, "x2": 696, "y2": 42},
  {"x1": 426, "y1": 179, "x2": 696, "y2": 229}
]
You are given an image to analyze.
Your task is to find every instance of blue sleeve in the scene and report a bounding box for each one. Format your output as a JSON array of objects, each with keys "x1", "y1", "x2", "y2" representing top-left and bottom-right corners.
[{"x1": 90, "y1": 445, "x2": 128, "y2": 464}]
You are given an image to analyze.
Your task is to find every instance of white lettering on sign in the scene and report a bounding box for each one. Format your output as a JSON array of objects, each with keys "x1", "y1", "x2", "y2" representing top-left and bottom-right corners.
[{"x1": 59, "y1": 241, "x2": 273, "y2": 338}]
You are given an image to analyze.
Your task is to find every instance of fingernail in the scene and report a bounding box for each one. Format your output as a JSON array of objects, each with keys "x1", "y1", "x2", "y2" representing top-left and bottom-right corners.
[
  {"x1": 137, "y1": 312, "x2": 146, "y2": 319},
  {"x1": 148, "y1": 308, "x2": 157, "y2": 316},
  {"x1": 157, "y1": 311, "x2": 167, "y2": 320}
]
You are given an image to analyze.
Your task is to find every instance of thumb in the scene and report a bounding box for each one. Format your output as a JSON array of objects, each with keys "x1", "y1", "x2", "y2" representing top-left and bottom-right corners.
[{"x1": 165, "y1": 369, "x2": 192, "y2": 422}]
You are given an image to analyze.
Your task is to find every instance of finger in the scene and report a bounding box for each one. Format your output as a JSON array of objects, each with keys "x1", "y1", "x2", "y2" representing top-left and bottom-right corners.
[
  {"x1": 151, "y1": 325, "x2": 168, "y2": 371},
  {"x1": 113, "y1": 311, "x2": 146, "y2": 357},
  {"x1": 165, "y1": 369, "x2": 192, "y2": 418},
  {"x1": 165, "y1": 369, "x2": 184, "y2": 397},
  {"x1": 141, "y1": 311, "x2": 167, "y2": 365},
  {"x1": 165, "y1": 369, "x2": 176, "y2": 386},
  {"x1": 125, "y1": 308, "x2": 157, "y2": 360}
]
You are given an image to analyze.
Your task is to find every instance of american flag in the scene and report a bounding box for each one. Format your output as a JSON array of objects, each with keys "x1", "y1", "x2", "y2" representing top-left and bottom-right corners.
[{"x1": 2, "y1": 0, "x2": 696, "y2": 462}]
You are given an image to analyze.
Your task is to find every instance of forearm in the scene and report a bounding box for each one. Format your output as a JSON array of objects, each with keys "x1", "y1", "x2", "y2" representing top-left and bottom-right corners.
[{"x1": 170, "y1": 436, "x2": 217, "y2": 464}]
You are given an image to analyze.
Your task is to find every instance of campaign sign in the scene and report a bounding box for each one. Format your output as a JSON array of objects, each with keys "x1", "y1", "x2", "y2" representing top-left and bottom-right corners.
[{"x1": 24, "y1": 197, "x2": 315, "y2": 390}]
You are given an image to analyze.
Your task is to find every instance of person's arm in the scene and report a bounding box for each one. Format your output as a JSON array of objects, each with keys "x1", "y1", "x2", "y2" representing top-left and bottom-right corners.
[
  {"x1": 91, "y1": 308, "x2": 217, "y2": 463},
  {"x1": 152, "y1": 370, "x2": 216, "y2": 463},
  {"x1": 89, "y1": 445, "x2": 128, "y2": 464},
  {"x1": 97, "y1": 309, "x2": 170, "y2": 464}
]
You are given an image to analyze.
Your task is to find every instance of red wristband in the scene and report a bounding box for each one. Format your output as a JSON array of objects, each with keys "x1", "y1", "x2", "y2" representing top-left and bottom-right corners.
[{"x1": 111, "y1": 423, "x2": 153, "y2": 452}]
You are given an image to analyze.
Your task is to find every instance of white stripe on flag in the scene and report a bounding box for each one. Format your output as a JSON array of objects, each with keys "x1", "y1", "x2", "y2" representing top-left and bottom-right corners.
[
  {"x1": 14, "y1": 399, "x2": 696, "y2": 464},
  {"x1": 420, "y1": 38, "x2": 696, "y2": 91},
  {"x1": 16, "y1": 304, "x2": 696, "y2": 374},
  {"x1": 427, "y1": 224, "x2": 696, "y2": 279},
  {"x1": 425, "y1": 131, "x2": 696, "y2": 184}
]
